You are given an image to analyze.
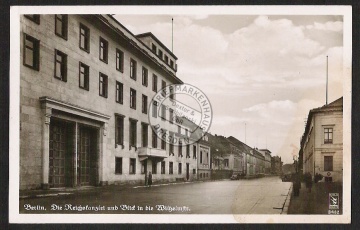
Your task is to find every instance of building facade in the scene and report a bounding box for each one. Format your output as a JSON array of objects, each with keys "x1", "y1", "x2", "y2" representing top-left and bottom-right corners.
[
  {"x1": 258, "y1": 149, "x2": 272, "y2": 174},
  {"x1": 20, "y1": 14, "x2": 199, "y2": 190},
  {"x1": 271, "y1": 156, "x2": 283, "y2": 175},
  {"x1": 301, "y1": 98, "x2": 343, "y2": 182},
  {"x1": 196, "y1": 134, "x2": 211, "y2": 180}
]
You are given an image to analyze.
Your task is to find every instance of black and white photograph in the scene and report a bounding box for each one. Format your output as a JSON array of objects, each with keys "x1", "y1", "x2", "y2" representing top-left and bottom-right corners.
[{"x1": 9, "y1": 5, "x2": 351, "y2": 223}]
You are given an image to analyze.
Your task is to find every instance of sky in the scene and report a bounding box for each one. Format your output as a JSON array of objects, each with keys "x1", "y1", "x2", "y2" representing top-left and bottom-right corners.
[{"x1": 114, "y1": 14, "x2": 344, "y2": 164}]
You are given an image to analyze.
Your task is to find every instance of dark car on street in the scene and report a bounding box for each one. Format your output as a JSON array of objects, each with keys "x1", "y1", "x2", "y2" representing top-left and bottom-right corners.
[
  {"x1": 230, "y1": 173, "x2": 241, "y2": 180},
  {"x1": 281, "y1": 173, "x2": 292, "y2": 182}
]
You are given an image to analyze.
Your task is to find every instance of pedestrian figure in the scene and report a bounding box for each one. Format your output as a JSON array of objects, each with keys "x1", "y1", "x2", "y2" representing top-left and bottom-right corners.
[
  {"x1": 148, "y1": 171, "x2": 152, "y2": 188},
  {"x1": 144, "y1": 171, "x2": 148, "y2": 186}
]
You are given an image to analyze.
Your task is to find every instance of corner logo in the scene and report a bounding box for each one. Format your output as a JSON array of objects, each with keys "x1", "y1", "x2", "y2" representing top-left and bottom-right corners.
[
  {"x1": 329, "y1": 193, "x2": 339, "y2": 210},
  {"x1": 148, "y1": 83, "x2": 213, "y2": 146}
]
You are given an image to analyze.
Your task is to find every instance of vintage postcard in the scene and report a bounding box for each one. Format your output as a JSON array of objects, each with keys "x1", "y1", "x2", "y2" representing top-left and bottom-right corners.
[{"x1": 9, "y1": 5, "x2": 351, "y2": 223}]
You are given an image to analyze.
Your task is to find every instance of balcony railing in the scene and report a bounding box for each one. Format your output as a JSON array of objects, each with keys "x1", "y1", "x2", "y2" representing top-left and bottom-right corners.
[{"x1": 138, "y1": 147, "x2": 167, "y2": 159}]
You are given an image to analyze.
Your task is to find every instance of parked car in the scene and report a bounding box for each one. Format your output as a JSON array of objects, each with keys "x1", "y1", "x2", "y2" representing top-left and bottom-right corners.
[
  {"x1": 281, "y1": 173, "x2": 292, "y2": 182},
  {"x1": 230, "y1": 173, "x2": 241, "y2": 180}
]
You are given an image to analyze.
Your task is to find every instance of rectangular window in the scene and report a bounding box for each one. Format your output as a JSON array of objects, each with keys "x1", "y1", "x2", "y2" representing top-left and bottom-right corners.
[
  {"x1": 115, "y1": 81, "x2": 123, "y2": 104},
  {"x1": 185, "y1": 129, "x2": 188, "y2": 137},
  {"x1": 129, "y1": 119, "x2": 137, "y2": 147},
  {"x1": 142, "y1": 123, "x2": 148, "y2": 147},
  {"x1": 178, "y1": 125, "x2": 181, "y2": 134},
  {"x1": 178, "y1": 163, "x2": 182, "y2": 174},
  {"x1": 161, "y1": 161, "x2": 165, "y2": 174},
  {"x1": 129, "y1": 158, "x2": 136, "y2": 174},
  {"x1": 169, "y1": 132, "x2": 174, "y2": 155},
  {"x1": 152, "y1": 161, "x2": 157, "y2": 174},
  {"x1": 164, "y1": 55, "x2": 169, "y2": 64},
  {"x1": 178, "y1": 141, "x2": 182, "y2": 157},
  {"x1": 54, "y1": 50, "x2": 67, "y2": 82},
  {"x1": 161, "y1": 105, "x2": 166, "y2": 120},
  {"x1": 170, "y1": 60, "x2": 174, "y2": 68},
  {"x1": 79, "y1": 62, "x2": 89, "y2": 90},
  {"x1": 115, "y1": 157, "x2": 122, "y2": 174},
  {"x1": 55, "y1": 14, "x2": 68, "y2": 39},
  {"x1": 186, "y1": 145, "x2": 190, "y2": 158},
  {"x1": 200, "y1": 150, "x2": 203, "y2": 163},
  {"x1": 130, "y1": 59, "x2": 137, "y2": 80},
  {"x1": 324, "y1": 156, "x2": 333, "y2": 171},
  {"x1": 130, "y1": 88, "x2": 136, "y2": 109},
  {"x1": 324, "y1": 128, "x2": 333, "y2": 144},
  {"x1": 142, "y1": 67, "x2": 148, "y2": 86},
  {"x1": 161, "y1": 80, "x2": 166, "y2": 89},
  {"x1": 116, "y1": 49, "x2": 124, "y2": 72},
  {"x1": 152, "y1": 101, "x2": 158, "y2": 118},
  {"x1": 23, "y1": 34, "x2": 39, "y2": 70},
  {"x1": 169, "y1": 162, "x2": 173, "y2": 174},
  {"x1": 152, "y1": 130, "x2": 157, "y2": 148},
  {"x1": 141, "y1": 160, "x2": 147, "y2": 174},
  {"x1": 115, "y1": 115, "x2": 124, "y2": 145},
  {"x1": 152, "y1": 74, "x2": 158, "y2": 92},
  {"x1": 24, "y1": 15, "x2": 40, "y2": 24},
  {"x1": 158, "y1": 49, "x2": 163, "y2": 59},
  {"x1": 99, "y1": 73, "x2": 108, "y2": 98},
  {"x1": 99, "y1": 37, "x2": 108, "y2": 63},
  {"x1": 79, "y1": 24, "x2": 90, "y2": 52},
  {"x1": 193, "y1": 169, "x2": 196, "y2": 174},
  {"x1": 161, "y1": 138, "x2": 166, "y2": 150},
  {"x1": 224, "y1": 159, "x2": 229, "y2": 167},
  {"x1": 142, "y1": 95, "x2": 148, "y2": 114},
  {"x1": 152, "y1": 44, "x2": 157, "y2": 53},
  {"x1": 193, "y1": 145, "x2": 197, "y2": 159},
  {"x1": 169, "y1": 109, "x2": 174, "y2": 123}
]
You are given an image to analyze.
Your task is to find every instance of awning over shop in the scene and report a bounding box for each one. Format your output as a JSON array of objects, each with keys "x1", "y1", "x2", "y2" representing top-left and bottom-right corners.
[{"x1": 138, "y1": 147, "x2": 167, "y2": 162}]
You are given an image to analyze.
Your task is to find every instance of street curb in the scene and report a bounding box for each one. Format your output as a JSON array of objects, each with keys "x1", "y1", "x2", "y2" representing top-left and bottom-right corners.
[
  {"x1": 20, "y1": 192, "x2": 73, "y2": 199},
  {"x1": 281, "y1": 184, "x2": 292, "y2": 214}
]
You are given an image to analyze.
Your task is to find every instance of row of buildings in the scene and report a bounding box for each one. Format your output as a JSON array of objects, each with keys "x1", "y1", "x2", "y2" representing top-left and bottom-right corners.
[
  {"x1": 19, "y1": 14, "x2": 281, "y2": 190},
  {"x1": 299, "y1": 97, "x2": 343, "y2": 182}
]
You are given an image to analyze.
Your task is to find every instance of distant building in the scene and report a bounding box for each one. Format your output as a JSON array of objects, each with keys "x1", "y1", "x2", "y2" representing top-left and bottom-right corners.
[
  {"x1": 301, "y1": 97, "x2": 343, "y2": 182},
  {"x1": 258, "y1": 149, "x2": 272, "y2": 174},
  {"x1": 195, "y1": 133, "x2": 211, "y2": 180},
  {"x1": 271, "y1": 156, "x2": 283, "y2": 175}
]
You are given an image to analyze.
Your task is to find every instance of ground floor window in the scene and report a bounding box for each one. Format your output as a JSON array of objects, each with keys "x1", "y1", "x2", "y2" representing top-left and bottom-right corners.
[
  {"x1": 152, "y1": 161, "x2": 157, "y2": 174},
  {"x1": 129, "y1": 158, "x2": 136, "y2": 174},
  {"x1": 324, "y1": 156, "x2": 333, "y2": 171},
  {"x1": 115, "y1": 157, "x2": 122, "y2": 174},
  {"x1": 169, "y1": 162, "x2": 173, "y2": 174},
  {"x1": 193, "y1": 169, "x2": 196, "y2": 174},
  {"x1": 178, "y1": 163, "x2": 182, "y2": 174},
  {"x1": 141, "y1": 160, "x2": 147, "y2": 174},
  {"x1": 161, "y1": 161, "x2": 165, "y2": 174}
]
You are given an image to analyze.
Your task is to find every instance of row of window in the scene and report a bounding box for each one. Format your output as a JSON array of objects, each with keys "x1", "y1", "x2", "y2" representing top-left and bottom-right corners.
[
  {"x1": 151, "y1": 43, "x2": 175, "y2": 69},
  {"x1": 24, "y1": 15, "x2": 174, "y2": 89},
  {"x1": 115, "y1": 157, "x2": 194, "y2": 175},
  {"x1": 115, "y1": 115, "x2": 197, "y2": 158}
]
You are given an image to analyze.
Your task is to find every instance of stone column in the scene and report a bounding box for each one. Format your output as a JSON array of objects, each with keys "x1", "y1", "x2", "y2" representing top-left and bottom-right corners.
[
  {"x1": 41, "y1": 107, "x2": 52, "y2": 189},
  {"x1": 99, "y1": 122, "x2": 108, "y2": 186}
]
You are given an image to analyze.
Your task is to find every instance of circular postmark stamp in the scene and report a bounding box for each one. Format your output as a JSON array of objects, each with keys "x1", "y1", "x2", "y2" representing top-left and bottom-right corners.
[{"x1": 148, "y1": 83, "x2": 212, "y2": 147}]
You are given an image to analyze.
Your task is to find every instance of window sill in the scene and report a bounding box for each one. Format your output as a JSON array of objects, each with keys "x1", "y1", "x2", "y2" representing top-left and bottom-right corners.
[{"x1": 116, "y1": 144, "x2": 124, "y2": 149}]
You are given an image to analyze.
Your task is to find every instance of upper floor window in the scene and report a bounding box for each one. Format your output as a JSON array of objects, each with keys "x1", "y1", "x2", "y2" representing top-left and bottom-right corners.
[
  {"x1": 115, "y1": 114, "x2": 125, "y2": 145},
  {"x1": 130, "y1": 88, "x2": 136, "y2": 109},
  {"x1": 129, "y1": 119, "x2": 138, "y2": 147},
  {"x1": 152, "y1": 130, "x2": 157, "y2": 148},
  {"x1": 116, "y1": 49, "x2": 124, "y2": 72},
  {"x1": 24, "y1": 15, "x2": 40, "y2": 24},
  {"x1": 130, "y1": 59, "x2": 137, "y2": 80},
  {"x1": 158, "y1": 50, "x2": 163, "y2": 59},
  {"x1": 324, "y1": 127, "x2": 333, "y2": 144},
  {"x1": 142, "y1": 95, "x2": 148, "y2": 114},
  {"x1": 169, "y1": 109, "x2": 174, "y2": 123},
  {"x1": 54, "y1": 50, "x2": 67, "y2": 82},
  {"x1": 164, "y1": 55, "x2": 169, "y2": 64},
  {"x1": 116, "y1": 81, "x2": 123, "y2": 104},
  {"x1": 99, "y1": 37, "x2": 108, "y2": 63},
  {"x1": 55, "y1": 15, "x2": 68, "y2": 40},
  {"x1": 152, "y1": 101, "x2": 157, "y2": 118},
  {"x1": 170, "y1": 60, "x2": 174, "y2": 68},
  {"x1": 23, "y1": 34, "x2": 39, "y2": 71},
  {"x1": 79, "y1": 24, "x2": 90, "y2": 52},
  {"x1": 152, "y1": 43, "x2": 157, "y2": 53},
  {"x1": 99, "y1": 73, "x2": 108, "y2": 98},
  {"x1": 141, "y1": 123, "x2": 148, "y2": 147},
  {"x1": 193, "y1": 145, "x2": 197, "y2": 159},
  {"x1": 142, "y1": 67, "x2": 148, "y2": 86},
  {"x1": 152, "y1": 74, "x2": 158, "y2": 92},
  {"x1": 79, "y1": 62, "x2": 89, "y2": 90}
]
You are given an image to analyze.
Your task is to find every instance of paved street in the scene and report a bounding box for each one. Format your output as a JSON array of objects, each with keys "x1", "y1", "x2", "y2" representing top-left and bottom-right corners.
[{"x1": 20, "y1": 177, "x2": 291, "y2": 214}]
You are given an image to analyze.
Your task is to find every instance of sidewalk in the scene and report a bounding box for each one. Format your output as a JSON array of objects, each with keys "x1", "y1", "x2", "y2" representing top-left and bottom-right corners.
[{"x1": 287, "y1": 182, "x2": 342, "y2": 214}]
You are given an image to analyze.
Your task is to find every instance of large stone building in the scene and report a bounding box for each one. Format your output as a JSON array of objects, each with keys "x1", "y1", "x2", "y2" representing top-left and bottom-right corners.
[
  {"x1": 20, "y1": 14, "x2": 199, "y2": 190},
  {"x1": 271, "y1": 156, "x2": 283, "y2": 175},
  {"x1": 301, "y1": 97, "x2": 343, "y2": 182}
]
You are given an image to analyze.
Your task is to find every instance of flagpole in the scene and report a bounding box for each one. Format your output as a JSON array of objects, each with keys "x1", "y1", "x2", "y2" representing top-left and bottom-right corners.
[
  {"x1": 172, "y1": 18, "x2": 173, "y2": 52},
  {"x1": 326, "y1": 55, "x2": 328, "y2": 105}
]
